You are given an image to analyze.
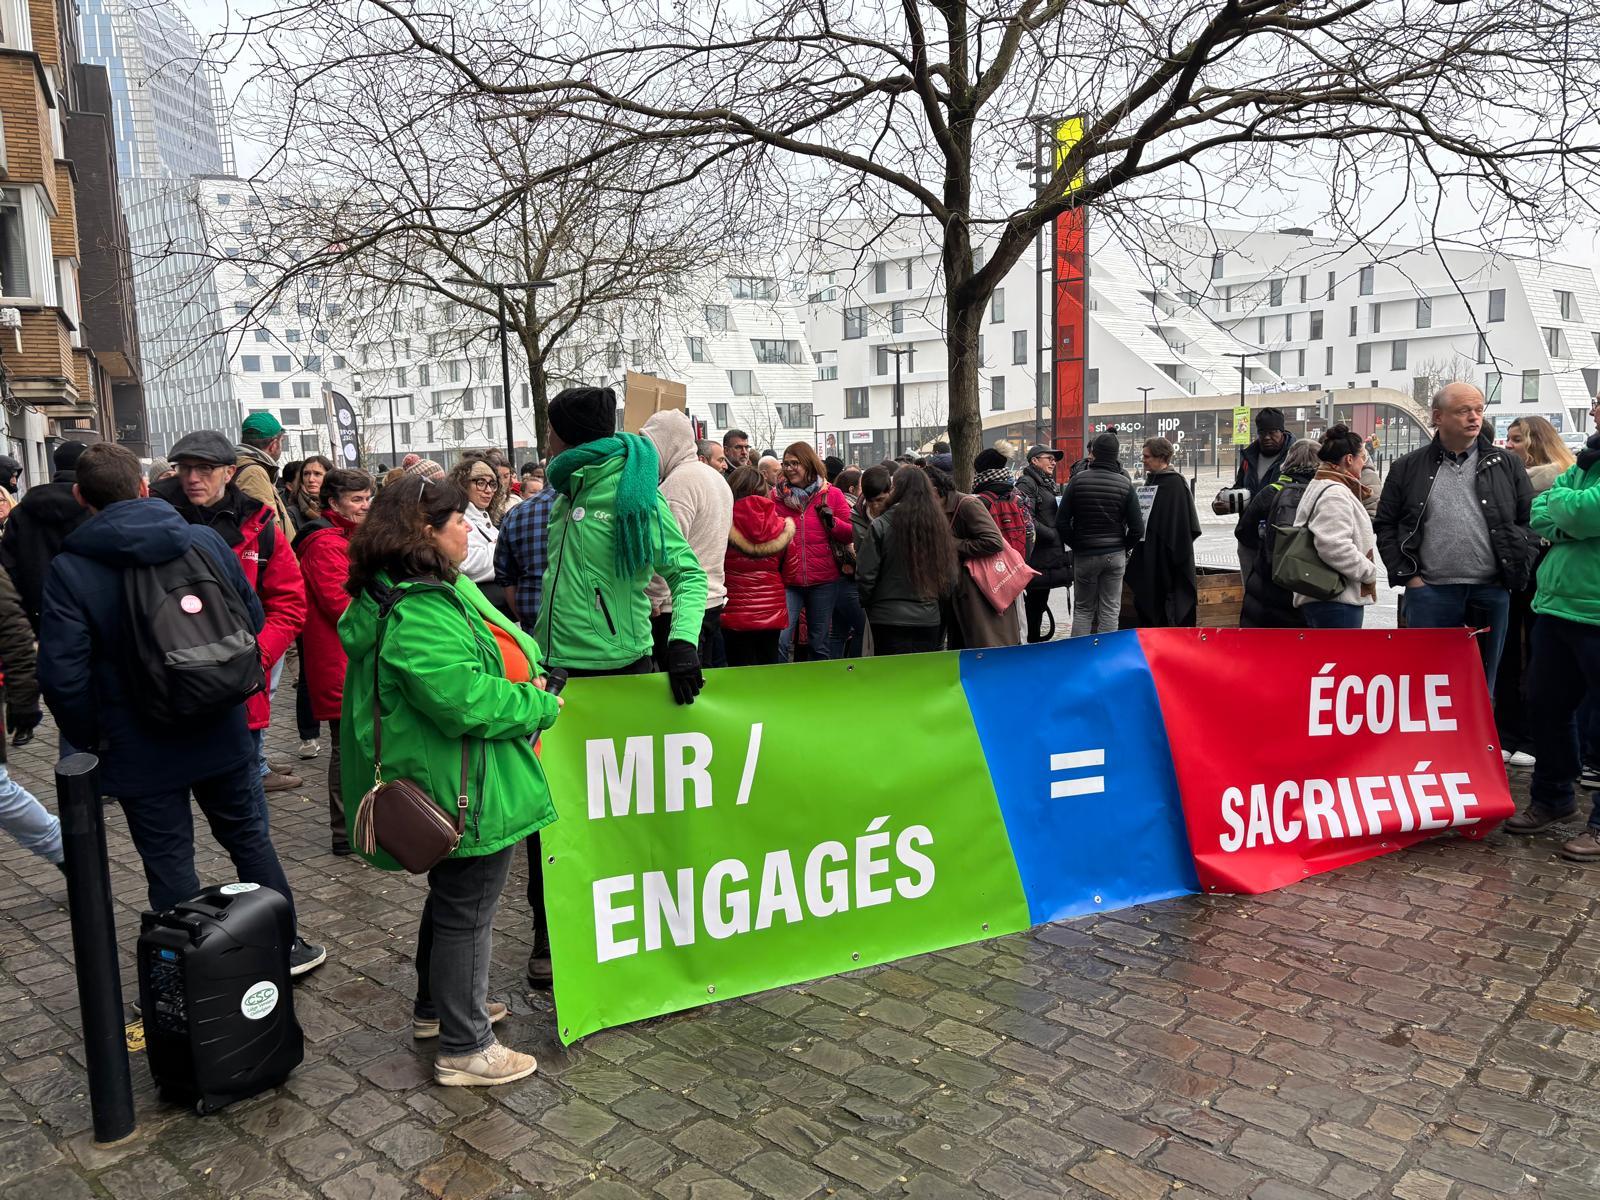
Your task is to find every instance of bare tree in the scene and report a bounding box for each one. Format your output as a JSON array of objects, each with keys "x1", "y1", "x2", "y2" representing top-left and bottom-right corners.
[
  {"x1": 242, "y1": 0, "x2": 1600, "y2": 485},
  {"x1": 207, "y1": 12, "x2": 775, "y2": 458}
]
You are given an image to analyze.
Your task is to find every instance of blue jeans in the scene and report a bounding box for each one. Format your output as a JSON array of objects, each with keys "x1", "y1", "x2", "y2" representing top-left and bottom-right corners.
[
  {"x1": 119, "y1": 759, "x2": 297, "y2": 925},
  {"x1": 1527, "y1": 615, "x2": 1600, "y2": 826},
  {"x1": 1403, "y1": 582, "x2": 1511, "y2": 692},
  {"x1": 785, "y1": 582, "x2": 840, "y2": 661},
  {"x1": 0, "y1": 762, "x2": 61, "y2": 864},
  {"x1": 1301, "y1": 601, "x2": 1365, "y2": 629},
  {"x1": 830, "y1": 581, "x2": 867, "y2": 659},
  {"x1": 256, "y1": 657, "x2": 287, "y2": 778}
]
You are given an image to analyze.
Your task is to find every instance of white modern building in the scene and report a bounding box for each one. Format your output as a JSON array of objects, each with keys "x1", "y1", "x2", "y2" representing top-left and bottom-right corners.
[
  {"x1": 1165, "y1": 227, "x2": 1600, "y2": 435},
  {"x1": 802, "y1": 223, "x2": 1600, "y2": 466}
]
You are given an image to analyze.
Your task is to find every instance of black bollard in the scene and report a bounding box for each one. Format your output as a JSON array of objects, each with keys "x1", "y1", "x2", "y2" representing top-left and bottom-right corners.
[{"x1": 58, "y1": 752, "x2": 136, "y2": 1143}]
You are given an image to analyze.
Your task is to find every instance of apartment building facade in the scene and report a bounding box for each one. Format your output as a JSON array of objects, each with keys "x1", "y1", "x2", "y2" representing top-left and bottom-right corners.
[{"x1": 0, "y1": 0, "x2": 145, "y2": 481}]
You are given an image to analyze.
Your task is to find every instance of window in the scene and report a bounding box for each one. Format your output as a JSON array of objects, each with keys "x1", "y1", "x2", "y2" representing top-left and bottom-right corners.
[
  {"x1": 1476, "y1": 334, "x2": 1489, "y2": 364},
  {"x1": 453, "y1": 419, "x2": 465, "y2": 441},
  {"x1": 872, "y1": 262, "x2": 888, "y2": 293},
  {"x1": 297, "y1": 302, "x2": 312, "y2": 317},
  {"x1": 843, "y1": 307, "x2": 866, "y2": 339},
  {"x1": 416, "y1": 363, "x2": 429, "y2": 385},
  {"x1": 1349, "y1": 306, "x2": 1357, "y2": 337},
  {"x1": 305, "y1": 355, "x2": 321, "y2": 372},
  {"x1": 1268, "y1": 278, "x2": 1284, "y2": 307},
  {"x1": 449, "y1": 360, "x2": 461, "y2": 382},
  {"x1": 462, "y1": 390, "x2": 474, "y2": 412},
  {"x1": 1299, "y1": 276, "x2": 1308, "y2": 304},
  {"x1": 261, "y1": 383, "x2": 281, "y2": 399},
  {"x1": 630, "y1": 338, "x2": 643, "y2": 368},
  {"x1": 394, "y1": 367, "x2": 407, "y2": 387},
  {"x1": 1283, "y1": 314, "x2": 1294, "y2": 341},
  {"x1": 332, "y1": 356, "x2": 346, "y2": 369},
  {"x1": 1309, "y1": 310, "x2": 1324, "y2": 340},
  {"x1": 1488, "y1": 288, "x2": 1506, "y2": 322},
  {"x1": 244, "y1": 273, "x2": 259, "y2": 289},
  {"x1": 712, "y1": 403, "x2": 730, "y2": 428},
  {"x1": 1267, "y1": 351, "x2": 1281, "y2": 374},
  {"x1": 1327, "y1": 270, "x2": 1336, "y2": 300},
  {"x1": 775, "y1": 403, "x2": 813, "y2": 428},
  {"x1": 990, "y1": 376, "x2": 1006, "y2": 411},
  {"x1": 1325, "y1": 345, "x2": 1334, "y2": 375},
  {"x1": 1013, "y1": 330, "x2": 1028, "y2": 364},
  {"x1": 1086, "y1": 368, "x2": 1099, "y2": 404},
  {"x1": 1256, "y1": 317, "x2": 1266, "y2": 343},
  {"x1": 1557, "y1": 290, "x2": 1578, "y2": 320},
  {"x1": 705, "y1": 305, "x2": 730, "y2": 331},
  {"x1": 272, "y1": 355, "x2": 291, "y2": 372},
  {"x1": 814, "y1": 349, "x2": 838, "y2": 381},
  {"x1": 1359, "y1": 265, "x2": 1375, "y2": 295},
  {"x1": 1522, "y1": 370, "x2": 1540, "y2": 402},
  {"x1": 215, "y1": 193, "x2": 232, "y2": 206},
  {"x1": 292, "y1": 382, "x2": 310, "y2": 399},
  {"x1": 1296, "y1": 350, "x2": 1306, "y2": 376},
  {"x1": 727, "y1": 277, "x2": 776, "y2": 300},
  {"x1": 1416, "y1": 297, "x2": 1432, "y2": 328},
  {"x1": 728, "y1": 369, "x2": 756, "y2": 395},
  {"x1": 223, "y1": 246, "x2": 241, "y2": 259},
  {"x1": 1356, "y1": 343, "x2": 1372, "y2": 372},
  {"x1": 280, "y1": 408, "x2": 301, "y2": 426},
  {"x1": 234, "y1": 302, "x2": 250, "y2": 316},
  {"x1": 1370, "y1": 303, "x2": 1382, "y2": 333},
  {"x1": 1223, "y1": 286, "x2": 1232, "y2": 313},
  {"x1": 891, "y1": 302, "x2": 904, "y2": 334},
  {"x1": 687, "y1": 336, "x2": 706, "y2": 363},
  {"x1": 1210, "y1": 252, "x2": 1225, "y2": 279},
  {"x1": 904, "y1": 259, "x2": 915, "y2": 289},
  {"x1": 285, "y1": 329, "x2": 300, "y2": 343},
  {"x1": 1485, "y1": 372, "x2": 1502, "y2": 404},
  {"x1": 312, "y1": 408, "x2": 327, "y2": 425},
  {"x1": 751, "y1": 339, "x2": 798, "y2": 365},
  {"x1": 1391, "y1": 340, "x2": 1407, "y2": 370},
  {"x1": 845, "y1": 387, "x2": 870, "y2": 419},
  {"x1": 1545, "y1": 327, "x2": 1568, "y2": 357},
  {"x1": 990, "y1": 289, "x2": 1005, "y2": 323},
  {"x1": 874, "y1": 346, "x2": 889, "y2": 376}
]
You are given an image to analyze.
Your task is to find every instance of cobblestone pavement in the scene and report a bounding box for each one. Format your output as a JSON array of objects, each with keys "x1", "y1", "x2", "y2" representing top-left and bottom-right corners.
[{"x1": 2, "y1": 675, "x2": 1597, "y2": 1200}]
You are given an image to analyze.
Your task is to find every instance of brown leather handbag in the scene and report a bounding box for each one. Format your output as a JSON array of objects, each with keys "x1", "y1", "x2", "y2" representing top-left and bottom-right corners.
[{"x1": 351, "y1": 593, "x2": 471, "y2": 874}]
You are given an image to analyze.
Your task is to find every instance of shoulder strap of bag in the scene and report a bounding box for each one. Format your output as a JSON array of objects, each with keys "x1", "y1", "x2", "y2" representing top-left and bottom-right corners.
[{"x1": 370, "y1": 585, "x2": 470, "y2": 836}]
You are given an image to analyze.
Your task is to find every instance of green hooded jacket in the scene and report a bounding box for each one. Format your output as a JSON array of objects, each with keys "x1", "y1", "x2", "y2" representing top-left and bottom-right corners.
[
  {"x1": 1532, "y1": 458, "x2": 1600, "y2": 627},
  {"x1": 339, "y1": 573, "x2": 561, "y2": 870},
  {"x1": 535, "y1": 452, "x2": 708, "y2": 670}
]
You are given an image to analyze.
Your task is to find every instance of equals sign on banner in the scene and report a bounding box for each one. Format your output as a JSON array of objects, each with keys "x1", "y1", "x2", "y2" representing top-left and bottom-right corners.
[{"x1": 1049, "y1": 749, "x2": 1106, "y2": 797}]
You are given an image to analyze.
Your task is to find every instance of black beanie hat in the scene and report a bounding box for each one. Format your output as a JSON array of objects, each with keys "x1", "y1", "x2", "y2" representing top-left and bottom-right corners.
[
  {"x1": 1256, "y1": 407, "x2": 1286, "y2": 435},
  {"x1": 1091, "y1": 431, "x2": 1120, "y2": 461},
  {"x1": 549, "y1": 387, "x2": 617, "y2": 447},
  {"x1": 53, "y1": 441, "x2": 88, "y2": 473},
  {"x1": 973, "y1": 448, "x2": 1009, "y2": 473}
]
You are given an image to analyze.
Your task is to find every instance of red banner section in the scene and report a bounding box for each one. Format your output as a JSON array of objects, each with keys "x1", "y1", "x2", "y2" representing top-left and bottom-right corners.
[{"x1": 1138, "y1": 628, "x2": 1513, "y2": 895}]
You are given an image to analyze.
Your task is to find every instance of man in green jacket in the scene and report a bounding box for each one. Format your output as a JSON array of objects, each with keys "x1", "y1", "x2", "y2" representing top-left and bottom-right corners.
[
  {"x1": 525, "y1": 385, "x2": 708, "y2": 986},
  {"x1": 1505, "y1": 398, "x2": 1600, "y2": 860}
]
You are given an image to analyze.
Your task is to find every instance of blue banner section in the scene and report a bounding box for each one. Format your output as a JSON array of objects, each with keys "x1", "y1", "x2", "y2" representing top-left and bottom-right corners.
[{"x1": 959, "y1": 633, "x2": 1199, "y2": 923}]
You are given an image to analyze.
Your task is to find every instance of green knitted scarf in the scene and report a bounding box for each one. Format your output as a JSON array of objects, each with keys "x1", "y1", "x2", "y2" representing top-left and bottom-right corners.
[{"x1": 547, "y1": 433, "x2": 663, "y2": 578}]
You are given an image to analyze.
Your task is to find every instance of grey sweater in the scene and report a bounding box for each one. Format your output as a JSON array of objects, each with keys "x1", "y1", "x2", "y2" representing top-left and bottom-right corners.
[{"x1": 1418, "y1": 445, "x2": 1496, "y2": 585}]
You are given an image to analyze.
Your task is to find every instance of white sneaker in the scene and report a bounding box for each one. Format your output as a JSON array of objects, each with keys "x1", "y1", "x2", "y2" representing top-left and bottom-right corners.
[
  {"x1": 1501, "y1": 749, "x2": 1513, "y2": 763},
  {"x1": 297, "y1": 738, "x2": 321, "y2": 759},
  {"x1": 1508, "y1": 751, "x2": 1536, "y2": 769},
  {"x1": 434, "y1": 1040, "x2": 537, "y2": 1086}
]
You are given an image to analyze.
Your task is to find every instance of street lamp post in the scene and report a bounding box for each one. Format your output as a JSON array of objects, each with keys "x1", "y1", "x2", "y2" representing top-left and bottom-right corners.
[
  {"x1": 366, "y1": 392, "x2": 409, "y2": 468},
  {"x1": 884, "y1": 346, "x2": 911, "y2": 457},
  {"x1": 1224, "y1": 351, "x2": 1265, "y2": 477},
  {"x1": 445, "y1": 276, "x2": 556, "y2": 465}
]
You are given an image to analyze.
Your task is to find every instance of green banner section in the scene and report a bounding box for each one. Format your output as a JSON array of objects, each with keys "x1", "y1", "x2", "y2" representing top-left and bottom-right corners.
[{"x1": 538, "y1": 654, "x2": 1031, "y2": 1043}]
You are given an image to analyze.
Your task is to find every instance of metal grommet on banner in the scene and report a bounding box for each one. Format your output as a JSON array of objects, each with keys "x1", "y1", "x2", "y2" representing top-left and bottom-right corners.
[
  {"x1": 982, "y1": 922, "x2": 990, "y2": 932},
  {"x1": 851, "y1": 952, "x2": 861, "y2": 961},
  {"x1": 547, "y1": 855, "x2": 555, "y2": 865},
  {"x1": 1200, "y1": 634, "x2": 1208, "y2": 642},
  {"x1": 1093, "y1": 894, "x2": 1103, "y2": 905},
  {"x1": 707, "y1": 985, "x2": 716, "y2": 995}
]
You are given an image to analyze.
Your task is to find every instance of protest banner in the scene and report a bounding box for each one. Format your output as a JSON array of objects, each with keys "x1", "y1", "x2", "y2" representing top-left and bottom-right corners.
[{"x1": 538, "y1": 629, "x2": 1510, "y2": 1042}]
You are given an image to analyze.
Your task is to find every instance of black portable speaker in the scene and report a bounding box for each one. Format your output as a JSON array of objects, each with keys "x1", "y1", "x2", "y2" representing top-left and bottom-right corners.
[{"x1": 137, "y1": 883, "x2": 304, "y2": 1114}]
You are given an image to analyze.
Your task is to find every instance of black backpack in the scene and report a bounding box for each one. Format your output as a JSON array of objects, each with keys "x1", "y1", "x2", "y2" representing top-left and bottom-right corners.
[{"x1": 123, "y1": 544, "x2": 264, "y2": 724}]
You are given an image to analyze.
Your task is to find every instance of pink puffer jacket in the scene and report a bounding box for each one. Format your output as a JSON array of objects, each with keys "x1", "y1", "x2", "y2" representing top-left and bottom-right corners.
[{"x1": 777, "y1": 484, "x2": 854, "y2": 588}]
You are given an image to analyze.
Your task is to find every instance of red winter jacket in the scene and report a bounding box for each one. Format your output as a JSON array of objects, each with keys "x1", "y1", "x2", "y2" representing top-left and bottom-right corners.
[
  {"x1": 776, "y1": 483, "x2": 853, "y2": 588},
  {"x1": 722, "y1": 496, "x2": 794, "y2": 632},
  {"x1": 294, "y1": 512, "x2": 356, "y2": 722}
]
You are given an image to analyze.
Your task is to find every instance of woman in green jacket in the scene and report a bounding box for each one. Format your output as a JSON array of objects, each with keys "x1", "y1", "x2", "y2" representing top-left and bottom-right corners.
[{"x1": 340, "y1": 475, "x2": 562, "y2": 1087}]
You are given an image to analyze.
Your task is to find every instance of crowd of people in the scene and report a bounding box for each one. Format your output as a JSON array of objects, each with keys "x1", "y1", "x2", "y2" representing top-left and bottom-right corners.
[{"x1": 0, "y1": 380, "x2": 1593, "y2": 1088}]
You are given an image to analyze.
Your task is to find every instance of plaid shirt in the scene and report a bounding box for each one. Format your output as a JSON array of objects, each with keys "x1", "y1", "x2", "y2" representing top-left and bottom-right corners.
[{"x1": 493, "y1": 487, "x2": 556, "y2": 631}]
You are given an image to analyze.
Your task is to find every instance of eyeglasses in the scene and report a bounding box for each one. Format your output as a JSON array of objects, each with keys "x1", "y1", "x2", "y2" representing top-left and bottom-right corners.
[
  {"x1": 176, "y1": 462, "x2": 226, "y2": 476},
  {"x1": 468, "y1": 476, "x2": 496, "y2": 487},
  {"x1": 781, "y1": 459, "x2": 802, "y2": 467}
]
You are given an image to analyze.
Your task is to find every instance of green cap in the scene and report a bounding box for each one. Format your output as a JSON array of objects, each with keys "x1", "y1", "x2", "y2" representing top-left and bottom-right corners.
[{"x1": 241, "y1": 411, "x2": 284, "y2": 439}]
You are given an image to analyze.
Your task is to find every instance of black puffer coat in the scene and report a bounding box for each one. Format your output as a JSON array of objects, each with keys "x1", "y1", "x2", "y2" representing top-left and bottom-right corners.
[
  {"x1": 1057, "y1": 459, "x2": 1144, "y2": 554},
  {"x1": 1016, "y1": 464, "x2": 1070, "y2": 587}
]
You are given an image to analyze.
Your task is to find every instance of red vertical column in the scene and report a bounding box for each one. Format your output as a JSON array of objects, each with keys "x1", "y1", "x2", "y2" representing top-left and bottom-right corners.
[{"x1": 1052, "y1": 208, "x2": 1086, "y2": 483}]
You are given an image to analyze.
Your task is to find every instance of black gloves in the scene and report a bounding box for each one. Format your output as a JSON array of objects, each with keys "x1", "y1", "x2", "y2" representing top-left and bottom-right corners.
[
  {"x1": 10, "y1": 708, "x2": 40, "y2": 747},
  {"x1": 663, "y1": 639, "x2": 704, "y2": 705}
]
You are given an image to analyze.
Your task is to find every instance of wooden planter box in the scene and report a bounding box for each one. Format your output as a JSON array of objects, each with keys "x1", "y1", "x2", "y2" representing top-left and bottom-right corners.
[{"x1": 1120, "y1": 565, "x2": 1244, "y2": 629}]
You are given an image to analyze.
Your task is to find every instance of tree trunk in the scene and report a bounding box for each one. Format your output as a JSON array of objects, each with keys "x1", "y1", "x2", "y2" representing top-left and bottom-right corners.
[
  {"x1": 943, "y1": 250, "x2": 982, "y2": 491},
  {"x1": 527, "y1": 351, "x2": 551, "y2": 462}
]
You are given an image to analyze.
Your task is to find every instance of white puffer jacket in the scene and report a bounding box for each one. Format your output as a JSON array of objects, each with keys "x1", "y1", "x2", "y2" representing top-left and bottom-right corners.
[
  {"x1": 461, "y1": 501, "x2": 500, "y2": 584},
  {"x1": 1291, "y1": 476, "x2": 1377, "y2": 607}
]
